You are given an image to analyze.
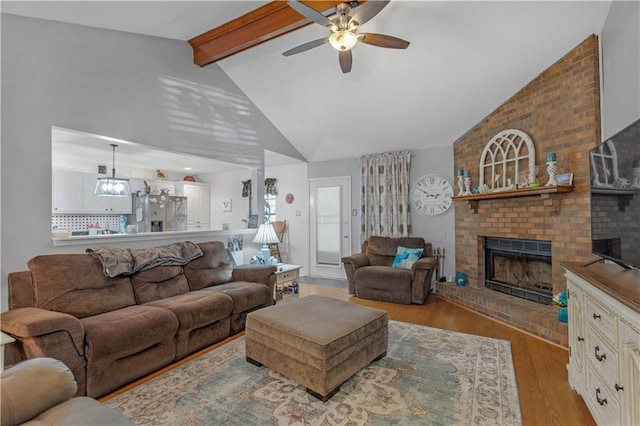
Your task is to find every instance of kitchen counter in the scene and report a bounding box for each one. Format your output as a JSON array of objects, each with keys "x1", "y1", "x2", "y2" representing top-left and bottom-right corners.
[{"x1": 52, "y1": 228, "x2": 257, "y2": 247}]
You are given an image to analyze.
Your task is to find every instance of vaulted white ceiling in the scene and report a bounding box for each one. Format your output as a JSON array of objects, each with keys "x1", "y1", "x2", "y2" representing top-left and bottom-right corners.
[{"x1": 2, "y1": 1, "x2": 612, "y2": 163}]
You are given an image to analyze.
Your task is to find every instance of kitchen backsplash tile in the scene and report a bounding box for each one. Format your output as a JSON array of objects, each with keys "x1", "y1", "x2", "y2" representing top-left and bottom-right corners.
[{"x1": 52, "y1": 215, "x2": 120, "y2": 231}]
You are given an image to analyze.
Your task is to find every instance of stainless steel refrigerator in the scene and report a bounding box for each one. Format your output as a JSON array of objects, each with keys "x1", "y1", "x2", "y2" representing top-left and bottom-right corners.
[{"x1": 128, "y1": 194, "x2": 188, "y2": 232}]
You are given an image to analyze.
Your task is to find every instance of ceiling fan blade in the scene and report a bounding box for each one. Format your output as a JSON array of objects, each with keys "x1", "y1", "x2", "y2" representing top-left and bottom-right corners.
[
  {"x1": 339, "y1": 50, "x2": 352, "y2": 73},
  {"x1": 283, "y1": 37, "x2": 328, "y2": 56},
  {"x1": 359, "y1": 33, "x2": 410, "y2": 49},
  {"x1": 350, "y1": 0, "x2": 390, "y2": 27},
  {"x1": 287, "y1": 1, "x2": 336, "y2": 30}
]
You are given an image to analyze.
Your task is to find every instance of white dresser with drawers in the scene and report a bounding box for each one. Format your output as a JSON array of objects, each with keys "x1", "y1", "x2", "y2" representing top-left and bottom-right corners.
[{"x1": 564, "y1": 262, "x2": 640, "y2": 426}]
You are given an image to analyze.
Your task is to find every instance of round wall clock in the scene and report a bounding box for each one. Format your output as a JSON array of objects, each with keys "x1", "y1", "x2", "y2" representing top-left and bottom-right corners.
[
  {"x1": 411, "y1": 174, "x2": 454, "y2": 216},
  {"x1": 285, "y1": 193, "x2": 294, "y2": 204}
]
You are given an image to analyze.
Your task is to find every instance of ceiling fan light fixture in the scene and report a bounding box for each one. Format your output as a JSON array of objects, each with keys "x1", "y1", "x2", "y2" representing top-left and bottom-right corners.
[{"x1": 329, "y1": 30, "x2": 358, "y2": 51}]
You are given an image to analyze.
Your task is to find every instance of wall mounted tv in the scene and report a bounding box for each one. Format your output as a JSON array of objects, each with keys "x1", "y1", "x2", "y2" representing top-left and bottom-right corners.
[{"x1": 589, "y1": 117, "x2": 640, "y2": 269}]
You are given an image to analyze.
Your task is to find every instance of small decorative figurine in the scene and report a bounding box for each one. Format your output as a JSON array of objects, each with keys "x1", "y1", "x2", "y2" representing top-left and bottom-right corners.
[{"x1": 156, "y1": 169, "x2": 166, "y2": 181}]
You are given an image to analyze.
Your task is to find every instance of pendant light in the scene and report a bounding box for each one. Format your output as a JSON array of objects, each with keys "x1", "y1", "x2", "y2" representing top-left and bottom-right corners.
[{"x1": 94, "y1": 144, "x2": 131, "y2": 196}]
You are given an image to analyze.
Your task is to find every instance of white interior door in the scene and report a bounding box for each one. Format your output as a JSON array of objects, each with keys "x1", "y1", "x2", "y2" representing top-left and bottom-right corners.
[{"x1": 309, "y1": 177, "x2": 351, "y2": 279}]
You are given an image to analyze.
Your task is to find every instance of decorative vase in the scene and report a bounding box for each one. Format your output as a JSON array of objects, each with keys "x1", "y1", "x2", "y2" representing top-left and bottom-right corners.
[
  {"x1": 457, "y1": 175, "x2": 464, "y2": 196},
  {"x1": 455, "y1": 271, "x2": 468, "y2": 287},
  {"x1": 558, "y1": 306, "x2": 568, "y2": 323}
]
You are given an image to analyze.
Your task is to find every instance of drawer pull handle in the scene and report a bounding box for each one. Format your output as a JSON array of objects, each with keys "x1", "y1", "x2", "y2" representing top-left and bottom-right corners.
[
  {"x1": 595, "y1": 388, "x2": 607, "y2": 406},
  {"x1": 594, "y1": 345, "x2": 607, "y2": 362},
  {"x1": 577, "y1": 336, "x2": 584, "y2": 342},
  {"x1": 592, "y1": 313, "x2": 601, "y2": 320},
  {"x1": 615, "y1": 384, "x2": 624, "y2": 392}
]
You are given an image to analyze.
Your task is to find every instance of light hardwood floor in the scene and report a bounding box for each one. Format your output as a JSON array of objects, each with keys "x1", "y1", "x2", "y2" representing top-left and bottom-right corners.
[{"x1": 101, "y1": 283, "x2": 595, "y2": 426}]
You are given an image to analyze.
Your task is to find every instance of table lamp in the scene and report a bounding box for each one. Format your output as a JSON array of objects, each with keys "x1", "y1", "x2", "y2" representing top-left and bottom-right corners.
[{"x1": 252, "y1": 223, "x2": 280, "y2": 262}]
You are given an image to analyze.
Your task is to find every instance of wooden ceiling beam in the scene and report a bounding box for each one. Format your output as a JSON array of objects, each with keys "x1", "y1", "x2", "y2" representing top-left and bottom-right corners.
[{"x1": 188, "y1": 1, "x2": 364, "y2": 67}]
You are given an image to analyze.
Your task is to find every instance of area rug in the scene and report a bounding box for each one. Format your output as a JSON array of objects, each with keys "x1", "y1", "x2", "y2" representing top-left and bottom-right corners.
[
  {"x1": 298, "y1": 275, "x2": 348, "y2": 289},
  {"x1": 104, "y1": 321, "x2": 521, "y2": 425}
]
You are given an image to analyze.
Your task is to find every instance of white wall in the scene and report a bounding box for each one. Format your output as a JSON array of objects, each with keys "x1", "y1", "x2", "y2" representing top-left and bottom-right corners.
[
  {"x1": 265, "y1": 162, "x2": 309, "y2": 274},
  {"x1": 410, "y1": 146, "x2": 456, "y2": 281},
  {"x1": 0, "y1": 14, "x2": 304, "y2": 309},
  {"x1": 601, "y1": 1, "x2": 640, "y2": 138},
  {"x1": 208, "y1": 169, "x2": 252, "y2": 230}
]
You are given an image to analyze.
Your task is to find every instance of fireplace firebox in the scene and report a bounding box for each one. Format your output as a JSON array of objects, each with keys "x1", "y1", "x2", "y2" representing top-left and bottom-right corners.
[{"x1": 484, "y1": 237, "x2": 552, "y2": 305}]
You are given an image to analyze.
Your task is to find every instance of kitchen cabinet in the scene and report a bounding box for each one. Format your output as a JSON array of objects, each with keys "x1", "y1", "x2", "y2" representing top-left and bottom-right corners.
[
  {"x1": 176, "y1": 182, "x2": 210, "y2": 230},
  {"x1": 53, "y1": 171, "x2": 131, "y2": 214},
  {"x1": 564, "y1": 262, "x2": 640, "y2": 426},
  {"x1": 52, "y1": 170, "x2": 84, "y2": 213}
]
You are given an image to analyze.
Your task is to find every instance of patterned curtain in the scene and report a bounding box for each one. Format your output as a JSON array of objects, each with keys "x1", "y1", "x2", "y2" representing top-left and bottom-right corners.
[
  {"x1": 264, "y1": 178, "x2": 278, "y2": 195},
  {"x1": 360, "y1": 151, "x2": 413, "y2": 241}
]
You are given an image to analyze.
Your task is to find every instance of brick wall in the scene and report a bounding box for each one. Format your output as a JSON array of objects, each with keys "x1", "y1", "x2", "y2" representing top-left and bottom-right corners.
[
  {"x1": 454, "y1": 34, "x2": 600, "y2": 291},
  {"x1": 436, "y1": 35, "x2": 601, "y2": 347}
]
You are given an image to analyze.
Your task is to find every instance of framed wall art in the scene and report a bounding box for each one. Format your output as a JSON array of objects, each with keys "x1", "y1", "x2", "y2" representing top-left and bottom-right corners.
[{"x1": 556, "y1": 173, "x2": 573, "y2": 185}]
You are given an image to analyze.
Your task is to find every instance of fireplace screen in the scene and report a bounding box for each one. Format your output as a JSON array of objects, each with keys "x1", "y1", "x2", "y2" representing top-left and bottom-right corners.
[{"x1": 484, "y1": 237, "x2": 552, "y2": 305}]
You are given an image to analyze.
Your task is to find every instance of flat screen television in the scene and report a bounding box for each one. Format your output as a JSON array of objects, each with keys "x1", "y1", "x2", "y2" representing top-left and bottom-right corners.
[{"x1": 589, "y1": 117, "x2": 640, "y2": 269}]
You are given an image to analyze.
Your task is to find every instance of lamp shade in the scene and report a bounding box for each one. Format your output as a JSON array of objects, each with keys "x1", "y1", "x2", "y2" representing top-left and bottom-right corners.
[
  {"x1": 253, "y1": 223, "x2": 280, "y2": 262},
  {"x1": 95, "y1": 177, "x2": 131, "y2": 196},
  {"x1": 252, "y1": 223, "x2": 280, "y2": 244}
]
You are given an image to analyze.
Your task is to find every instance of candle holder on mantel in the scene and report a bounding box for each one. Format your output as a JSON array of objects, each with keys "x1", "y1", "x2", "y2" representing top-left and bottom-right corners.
[
  {"x1": 545, "y1": 152, "x2": 557, "y2": 187},
  {"x1": 457, "y1": 174, "x2": 465, "y2": 196},
  {"x1": 463, "y1": 172, "x2": 472, "y2": 195},
  {"x1": 632, "y1": 159, "x2": 640, "y2": 188}
]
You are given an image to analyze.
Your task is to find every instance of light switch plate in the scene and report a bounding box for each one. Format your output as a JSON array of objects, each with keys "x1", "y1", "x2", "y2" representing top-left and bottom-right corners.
[{"x1": 295, "y1": 210, "x2": 301, "y2": 216}]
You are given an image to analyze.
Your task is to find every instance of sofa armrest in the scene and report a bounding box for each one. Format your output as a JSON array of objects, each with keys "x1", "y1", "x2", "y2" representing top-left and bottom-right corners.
[
  {"x1": 341, "y1": 253, "x2": 370, "y2": 294},
  {"x1": 232, "y1": 264, "x2": 277, "y2": 284},
  {"x1": 1, "y1": 357, "x2": 77, "y2": 426},
  {"x1": 232, "y1": 265, "x2": 277, "y2": 306},
  {"x1": 1, "y1": 308, "x2": 85, "y2": 356},
  {"x1": 412, "y1": 256, "x2": 437, "y2": 271},
  {"x1": 410, "y1": 256, "x2": 437, "y2": 304}
]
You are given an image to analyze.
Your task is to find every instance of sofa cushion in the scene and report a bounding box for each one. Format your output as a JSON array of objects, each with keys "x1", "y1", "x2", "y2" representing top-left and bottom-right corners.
[
  {"x1": 143, "y1": 291, "x2": 233, "y2": 331},
  {"x1": 199, "y1": 282, "x2": 271, "y2": 314},
  {"x1": 355, "y1": 265, "x2": 412, "y2": 290},
  {"x1": 184, "y1": 242, "x2": 234, "y2": 291},
  {"x1": 1, "y1": 357, "x2": 77, "y2": 426},
  {"x1": 27, "y1": 254, "x2": 135, "y2": 318},
  {"x1": 34, "y1": 397, "x2": 135, "y2": 426},
  {"x1": 131, "y1": 266, "x2": 190, "y2": 304},
  {"x1": 81, "y1": 305, "x2": 178, "y2": 362},
  {"x1": 391, "y1": 246, "x2": 424, "y2": 269},
  {"x1": 365, "y1": 237, "x2": 425, "y2": 266}
]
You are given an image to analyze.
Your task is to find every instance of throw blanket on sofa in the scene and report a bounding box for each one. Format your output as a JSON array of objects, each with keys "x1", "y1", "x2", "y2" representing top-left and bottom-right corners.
[{"x1": 87, "y1": 241, "x2": 204, "y2": 278}]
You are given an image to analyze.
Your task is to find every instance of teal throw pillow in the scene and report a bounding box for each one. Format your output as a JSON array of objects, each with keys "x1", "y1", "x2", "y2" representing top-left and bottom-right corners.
[{"x1": 391, "y1": 246, "x2": 424, "y2": 269}]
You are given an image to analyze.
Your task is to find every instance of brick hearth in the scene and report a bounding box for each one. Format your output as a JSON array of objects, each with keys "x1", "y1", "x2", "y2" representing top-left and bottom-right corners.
[{"x1": 438, "y1": 35, "x2": 601, "y2": 347}]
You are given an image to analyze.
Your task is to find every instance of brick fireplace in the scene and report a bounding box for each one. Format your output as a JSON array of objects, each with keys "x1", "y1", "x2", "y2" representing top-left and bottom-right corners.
[{"x1": 436, "y1": 35, "x2": 601, "y2": 347}]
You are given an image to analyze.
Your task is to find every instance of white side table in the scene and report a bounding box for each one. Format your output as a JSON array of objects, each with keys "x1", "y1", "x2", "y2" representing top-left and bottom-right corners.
[
  {"x1": 1, "y1": 331, "x2": 16, "y2": 371},
  {"x1": 274, "y1": 264, "x2": 301, "y2": 301}
]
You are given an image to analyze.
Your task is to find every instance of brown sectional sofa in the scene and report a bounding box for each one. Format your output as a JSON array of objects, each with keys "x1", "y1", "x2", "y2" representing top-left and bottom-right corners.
[{"x1": 0, "y1": 241, "x2": 276, "y2": 398}]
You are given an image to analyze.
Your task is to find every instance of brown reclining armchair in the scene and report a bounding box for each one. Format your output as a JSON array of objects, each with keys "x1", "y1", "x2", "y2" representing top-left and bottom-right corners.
[{"x1": 342, "y1": 236, "x2": 437, "y2": 304}]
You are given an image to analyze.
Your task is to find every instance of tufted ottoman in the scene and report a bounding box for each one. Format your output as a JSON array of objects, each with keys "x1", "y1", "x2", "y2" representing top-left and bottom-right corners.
[{"x1": 245, "y1": 295, "x2": 388, "y2": 401}]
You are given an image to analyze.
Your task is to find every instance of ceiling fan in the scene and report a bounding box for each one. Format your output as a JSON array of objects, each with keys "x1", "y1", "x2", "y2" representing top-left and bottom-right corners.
[{"x1": 283, "y1": 0, "x2": 410, "y2": 73}]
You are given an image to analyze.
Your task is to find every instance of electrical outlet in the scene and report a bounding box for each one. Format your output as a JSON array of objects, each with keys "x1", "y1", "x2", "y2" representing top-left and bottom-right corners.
[
  {"x1": 352, "y1": 209, "x2": 357, "y2": 216},
  {"x1": 295, "y1": 210, "x2": 301, "y2": 216}
]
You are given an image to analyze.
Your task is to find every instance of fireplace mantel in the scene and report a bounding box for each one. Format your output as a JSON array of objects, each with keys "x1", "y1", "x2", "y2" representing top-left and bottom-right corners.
[{"x1": 453, "y1": 185, "x2": 574, "y2": 213}]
